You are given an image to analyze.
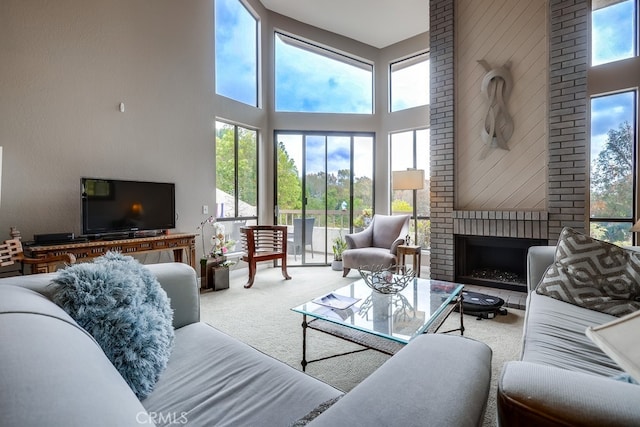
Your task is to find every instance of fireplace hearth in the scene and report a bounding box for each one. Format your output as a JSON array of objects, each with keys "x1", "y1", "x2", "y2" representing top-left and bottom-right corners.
[{"x1": 455, "y1": 235, "x2": 546, "y2": 292}]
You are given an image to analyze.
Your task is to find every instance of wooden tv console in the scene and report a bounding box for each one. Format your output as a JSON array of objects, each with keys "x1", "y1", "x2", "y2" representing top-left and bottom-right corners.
[{"x1": 25, "y1": 233, "x2": 197, "y2": 274}]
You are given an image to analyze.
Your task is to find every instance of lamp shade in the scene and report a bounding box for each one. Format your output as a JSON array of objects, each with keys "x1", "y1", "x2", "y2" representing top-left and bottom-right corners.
[
  {"x1": 631, "y1": 220, "x2": 640, "y2": 232},
  {"x1": 392, "y1": 169, "x2": 425, "y2": 190}
]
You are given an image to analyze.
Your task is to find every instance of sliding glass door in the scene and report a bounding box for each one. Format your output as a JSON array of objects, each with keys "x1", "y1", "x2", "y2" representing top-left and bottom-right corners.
[{"x1": 275, "y1": 131, "x2": 374, "y2": 265}]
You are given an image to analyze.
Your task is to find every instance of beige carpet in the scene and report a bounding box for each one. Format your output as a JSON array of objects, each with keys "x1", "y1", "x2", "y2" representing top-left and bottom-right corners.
[{"x1": 199, "y1": 265, "x2": 524, "y2": 426}]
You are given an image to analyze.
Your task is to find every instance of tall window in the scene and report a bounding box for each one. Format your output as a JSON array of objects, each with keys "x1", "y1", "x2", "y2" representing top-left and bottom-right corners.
[
  {"x1": 592, "y1": 0, "x2": 636, "y2": 66},
  {"x1": 390, "y1": 52, "x2": 430, "y2": 112},
  {"x1": 215, "y1": 121, "x2": 258, "y2": 221},
  {"x1": 390, "y1": 129, "x2": 430, "y2": 248},
  {"x1": 275, "y1": 132, "x2": 374, "y2": 265},
  {"x1": 274, "y1": 32, "x2": 373, "y2": 114},
  {"x1": 215, "y1": 0, "x2": 258, "y2": 107},
  {"x1": 589, "y1": 0, "x2": 639, "y2": 245}
]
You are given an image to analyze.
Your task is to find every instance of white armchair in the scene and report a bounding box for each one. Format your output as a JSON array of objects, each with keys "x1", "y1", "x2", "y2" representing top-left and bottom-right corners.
[{"x1": 341, "y1": 214, "x2": 410, "y2": 277}]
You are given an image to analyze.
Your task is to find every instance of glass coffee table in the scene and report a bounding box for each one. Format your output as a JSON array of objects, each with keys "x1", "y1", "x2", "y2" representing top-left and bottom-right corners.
[{"x1": 291, "y1": 277, "x2": 464, "y2": 371}]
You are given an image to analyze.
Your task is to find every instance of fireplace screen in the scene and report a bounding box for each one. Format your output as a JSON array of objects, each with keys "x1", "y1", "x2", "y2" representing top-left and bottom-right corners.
[{"x1": 455, "y1": 235, "x2": 546, "y2": 291}]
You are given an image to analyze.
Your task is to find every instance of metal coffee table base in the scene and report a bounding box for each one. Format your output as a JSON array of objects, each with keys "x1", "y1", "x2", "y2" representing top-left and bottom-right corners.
[{"x1": 300, "y1": 296, "x2": 464, "y2": 372}]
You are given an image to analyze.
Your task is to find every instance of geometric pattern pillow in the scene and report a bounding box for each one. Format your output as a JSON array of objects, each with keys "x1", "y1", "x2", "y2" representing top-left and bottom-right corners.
[{"x1": 536, "y1": 227, "x2": 640, "y2": 316}]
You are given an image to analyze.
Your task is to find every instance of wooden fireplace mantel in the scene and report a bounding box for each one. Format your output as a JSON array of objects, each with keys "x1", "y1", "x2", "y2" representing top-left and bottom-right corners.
[{"x1": 25, "y1": 233, "x2": 197, "y2": 274}]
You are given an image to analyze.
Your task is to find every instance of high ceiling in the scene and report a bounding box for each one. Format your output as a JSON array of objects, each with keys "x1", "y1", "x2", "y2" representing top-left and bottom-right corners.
[{"x1": 259, "y1": 0, "x2": 430, "y2": 49}]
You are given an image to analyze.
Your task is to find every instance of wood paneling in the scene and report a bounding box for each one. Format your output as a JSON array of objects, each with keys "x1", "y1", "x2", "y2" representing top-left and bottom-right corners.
[{"x1": 455, "y1": 0, "x2": 547, "y2": 210}]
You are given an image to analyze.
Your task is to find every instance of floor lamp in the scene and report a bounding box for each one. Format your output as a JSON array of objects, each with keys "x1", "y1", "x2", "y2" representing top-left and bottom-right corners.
[{"x1": 392, "y1": 169, "x2": 425, "y2": 245}]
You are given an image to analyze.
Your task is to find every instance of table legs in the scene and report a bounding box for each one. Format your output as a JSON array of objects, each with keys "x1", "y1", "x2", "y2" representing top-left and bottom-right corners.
[
  {"x1": 300, "y1": 292, "x2": 465, "y2": 371},
  {"x1": 301, "y1": 314, "x2": 308, "y2": 372}
]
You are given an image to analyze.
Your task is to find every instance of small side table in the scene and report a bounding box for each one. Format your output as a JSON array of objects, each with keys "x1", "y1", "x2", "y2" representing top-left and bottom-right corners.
[{"x1": 397, "y1": 245, "x2": 422, "y2": 277}]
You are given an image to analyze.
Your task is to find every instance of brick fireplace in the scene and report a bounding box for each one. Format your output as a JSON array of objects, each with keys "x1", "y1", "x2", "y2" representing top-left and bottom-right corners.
[
  {"x1": 452, "y1": 211, "x2": 548, "y2": 291},
  {"x1": 455, "y1": 235, "x2": 545, "y2": 291},
  {"x1": 428, "y1": 0, "x2": 588, "y2": 285}
]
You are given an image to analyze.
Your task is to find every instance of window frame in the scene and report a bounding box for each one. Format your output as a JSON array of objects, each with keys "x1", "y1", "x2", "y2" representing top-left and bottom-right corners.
[
  {"x1": 215, "y1": 0, "x2": 260, "y2": 108},
  {"x1": 389, "y1": 51, "x2": 430, "y2": 113},
  {"x1": 215, "y1": 119, "x2": 259, "y2": 224},
  {"x1": 588, "y1": 0, "x2": 640, "y2": 245},
  {"x1": 273, "y1": 30, "x2": 374, "y2": 114},
  {"x1": 389, "y1": 128, "x2": 430, "y2": 248}
]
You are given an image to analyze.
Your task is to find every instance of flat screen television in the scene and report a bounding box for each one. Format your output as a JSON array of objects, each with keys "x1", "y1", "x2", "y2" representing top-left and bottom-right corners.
[{"x1": 81, "y1": 178, "x2": 176, "y2": 237}]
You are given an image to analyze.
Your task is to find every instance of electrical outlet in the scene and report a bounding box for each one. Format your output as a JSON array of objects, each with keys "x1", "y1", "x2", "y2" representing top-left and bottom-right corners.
[{"x1": 202, "y1": 205, "x2": 209, "y2": 214}]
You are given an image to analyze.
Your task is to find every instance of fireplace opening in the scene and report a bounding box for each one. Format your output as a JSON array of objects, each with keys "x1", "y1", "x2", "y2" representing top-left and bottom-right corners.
[{"x1": 455, "y1": 235, "x2": 546, "y2": 292}]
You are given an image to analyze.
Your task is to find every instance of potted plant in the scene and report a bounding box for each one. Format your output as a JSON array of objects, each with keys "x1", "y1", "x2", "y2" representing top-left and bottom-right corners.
[
  {"x1": 197, "y1": 217, "x2": 236, "y2": 291},
  {"x1": 353, "y1": 208, "x2": 373, "y2": 232},
  {"x1": 331, "y1": 232, "x2": 348, "y2": 271}
]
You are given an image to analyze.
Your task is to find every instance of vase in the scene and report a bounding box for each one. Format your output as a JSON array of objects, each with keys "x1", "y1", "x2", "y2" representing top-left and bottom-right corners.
[
  {"x1": 206, "y1": 262, "x2": 229, "y2": 291},
  {"x1": 331, "y1": 260, "x2": 343, "y2": 271},
  {"x1": 200, "y1": 256, "x2": 229, "y2": 292}
]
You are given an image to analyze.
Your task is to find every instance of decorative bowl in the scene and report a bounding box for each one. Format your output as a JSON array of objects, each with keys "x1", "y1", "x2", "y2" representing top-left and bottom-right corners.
[{"x1": 358, "y1": 265, "x2": 416, "y2": 294}]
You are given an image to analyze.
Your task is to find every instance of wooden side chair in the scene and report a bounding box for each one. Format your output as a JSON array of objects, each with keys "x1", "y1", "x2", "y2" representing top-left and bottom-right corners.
[
  {"x1": 240, "y1": 225, "x2": 291, "y2": 289},
  {"x1": 0, "y1": 239, "x2": 76, "y2": 275}
]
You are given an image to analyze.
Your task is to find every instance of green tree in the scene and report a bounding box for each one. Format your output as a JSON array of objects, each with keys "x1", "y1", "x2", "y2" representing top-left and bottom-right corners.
[
  {"x1": 237, "y1": 127, "x2": 258, "y2": 206},
  {"x1": 215, "y1": 127, "x2": 235, "y2": 196},
  {"x1": 590, "y1": 121, "x2": 633, "y2": 219},
  {"x1": 276, "y1": 141, "x2": 302, "y2": 210},
  {"x1": 216, "y1": 126, "x2": 258, "y2": 212},
  {"x1": 392, "y1": 199, "x2": 412, "y2": 212}
]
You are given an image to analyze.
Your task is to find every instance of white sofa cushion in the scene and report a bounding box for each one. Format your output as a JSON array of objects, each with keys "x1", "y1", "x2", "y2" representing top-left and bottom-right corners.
[
  {"x1": 0, "y1": 285, "x2": 151, "y2": 426},
  {"x1": 142, "y1": 322, "x2": 342, "y2": 427}
]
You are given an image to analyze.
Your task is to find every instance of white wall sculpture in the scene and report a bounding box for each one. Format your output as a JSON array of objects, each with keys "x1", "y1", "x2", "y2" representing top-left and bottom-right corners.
[{"x1": 478, "y1": 60, "x2": 513, "y2": 158}]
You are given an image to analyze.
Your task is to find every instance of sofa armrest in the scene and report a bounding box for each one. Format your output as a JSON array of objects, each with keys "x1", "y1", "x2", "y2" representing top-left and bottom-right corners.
[
  {"x1": 309, "y1": 334, "x2": 492, "y2": 427},
  {"x1": 527, "y1": 246, "x2": 555, "y2": 292},
  {"x1": 145, "y1": 263, "x2": 200, "y2": 329},
  {"x1": 499, "y1": 361, "x2": 640, "y2": 426}
]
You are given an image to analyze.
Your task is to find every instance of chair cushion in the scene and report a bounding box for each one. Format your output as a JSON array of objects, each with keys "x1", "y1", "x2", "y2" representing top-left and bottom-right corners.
[{"x1": 342, "y1": 247, "x2": 396, "y2": 270}]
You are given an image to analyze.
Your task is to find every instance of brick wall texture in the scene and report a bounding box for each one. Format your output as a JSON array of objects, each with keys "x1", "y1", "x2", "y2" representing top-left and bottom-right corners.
[
  {"x1": 429, "y1": 0, "x2": 455, "y2": 281},
  {"x1": 548, "y1": 0, "x2": 588, "y2": 239},
  {"x1": 429, "y1": 0, "x2": 589, "y2": 280}
]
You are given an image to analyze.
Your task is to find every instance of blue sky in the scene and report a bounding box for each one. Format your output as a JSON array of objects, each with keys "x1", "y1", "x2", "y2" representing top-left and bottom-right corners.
[
  {"x1": 216, "y1": 0, "x2": 635, "y2": 176},
  {"x1": 214, "y1": 0, "x2": 427, "y2": 115},
  {"x1": 391, "y1": 59, "x2": 430, "y2": 111},
  {"x1": 590, "y1": 0, "x2": 636, "y2": 159},
  {"x1": 215, "y1": 0, "x2": 257, "y2": 106},
  {"x1": 274, "y1": 34, "x2": 373, "y2": 114},
  {"x1": 592, "y1": 1, "x2": 635, "y2": 66}
]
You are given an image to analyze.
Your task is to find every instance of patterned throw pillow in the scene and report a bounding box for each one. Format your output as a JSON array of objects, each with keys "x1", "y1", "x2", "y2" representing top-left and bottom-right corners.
[{"x1": 536, "y1": 227, "x2": 640, "y2": 316}]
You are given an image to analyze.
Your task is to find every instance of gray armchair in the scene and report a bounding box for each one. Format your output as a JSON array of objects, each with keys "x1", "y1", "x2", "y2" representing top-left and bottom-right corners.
[{"x1": 342, "y1": 214, "x2": 410, "y2": 277}]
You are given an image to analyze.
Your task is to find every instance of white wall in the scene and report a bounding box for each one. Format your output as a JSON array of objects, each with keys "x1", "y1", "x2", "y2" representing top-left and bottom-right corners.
[
  {"x1": 0, "y1": 0, "x2": 216, "y2": 254},
  {"x1": 0, "y1": 0, "x2": 428, "y2": 260}
]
